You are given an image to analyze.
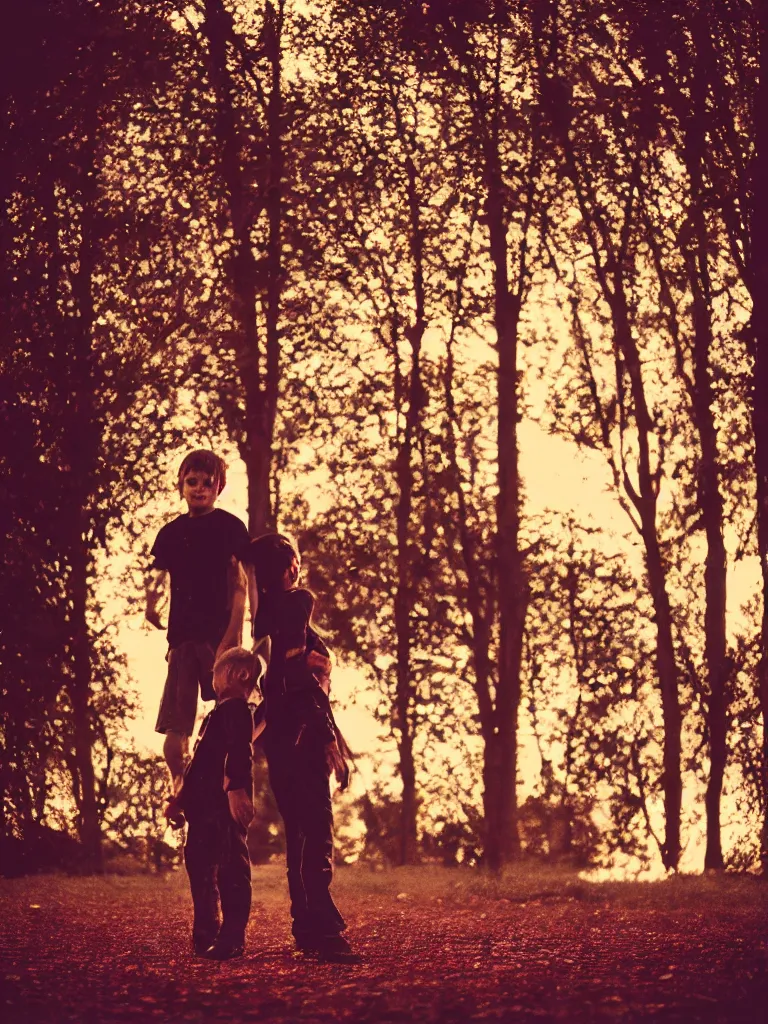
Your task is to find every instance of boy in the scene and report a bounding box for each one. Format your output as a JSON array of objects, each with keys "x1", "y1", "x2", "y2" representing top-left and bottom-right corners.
[
  {"x1": 146, "y1": 450, "x2": 250, "y2": 794},
  {"x1": 165, "y1": 646, "x2": 263, "y2": 960}
]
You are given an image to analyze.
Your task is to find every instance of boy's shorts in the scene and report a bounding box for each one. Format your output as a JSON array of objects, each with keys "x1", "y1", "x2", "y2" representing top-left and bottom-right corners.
[{"x1": 155, "y1": 642, "x2": 216, "y2": 736}]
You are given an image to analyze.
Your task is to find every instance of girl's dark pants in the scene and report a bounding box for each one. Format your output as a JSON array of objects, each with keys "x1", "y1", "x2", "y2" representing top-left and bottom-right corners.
[
  {"x1": 265, "y1": 733, "x2": 346, "y2": 944},
  {"x1": 184, "y1": 812, "x2": 251, "y2": 950}
]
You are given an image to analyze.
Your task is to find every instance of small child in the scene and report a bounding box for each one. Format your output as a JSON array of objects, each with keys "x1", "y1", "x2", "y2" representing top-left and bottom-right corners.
[
  {"x1": 246, "y1": 533, "x2": 357, "y2": 964},
  {"x1": 146, "y1": 450, "x2": 250, "y2": 795},
  {"x1": 166, "y1": 646, "x2": 263, "y2": 960}
]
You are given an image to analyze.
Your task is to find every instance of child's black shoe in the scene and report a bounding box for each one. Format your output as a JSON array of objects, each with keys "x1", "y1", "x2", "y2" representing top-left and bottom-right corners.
[
  {"x1": 201, "y1": 939, "x2": 245, "y2": 961},
  {"x1": 316, "y1": 935, "x2": 361, "y2": 964},
  {"x1": 294, "y1": 935, "x2": 319, "y2": 954},
  {"x1": 193, "y1": 934, "x2": 218, "y2": 956}
]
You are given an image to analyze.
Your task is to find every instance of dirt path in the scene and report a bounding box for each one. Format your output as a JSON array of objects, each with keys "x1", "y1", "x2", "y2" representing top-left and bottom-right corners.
[{"x1": 1, "y1": 868, "x2": 766, "y2": 1022}]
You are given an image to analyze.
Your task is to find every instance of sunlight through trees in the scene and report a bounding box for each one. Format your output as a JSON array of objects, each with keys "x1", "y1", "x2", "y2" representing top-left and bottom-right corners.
[{"x1": 2, "y1": 0, "x2": 766, "y2": 878}]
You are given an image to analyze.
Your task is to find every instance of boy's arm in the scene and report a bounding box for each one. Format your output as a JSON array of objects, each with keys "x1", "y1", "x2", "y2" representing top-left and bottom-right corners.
[
  {"x1": 227, "y1": 789, "x2": 254, "y2": 829},
  {"x1": 216, "y1": 557, "x2": 248, "y2": 657},
  {"x1": 246, "y1": 564, "x2": 259, "y2": 630},
  {"x1": 223, "y1": 701, "x2": 255, "y2": 828},
  {"x1": 145, "y1": 569, "x2": 168, "y2": 630},
  {"x1": 164, "y1": 778, "x2": 186, "y2": 828},
  {"x1": 165, "y1": 794, "x2": 186, "y2": 828}
]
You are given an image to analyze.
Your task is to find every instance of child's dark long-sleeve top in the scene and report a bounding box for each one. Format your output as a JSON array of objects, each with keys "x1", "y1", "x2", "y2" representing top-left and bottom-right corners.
[
  {"x1": 254, "y1": 589, "x2": 335, "y2": 747},
  {"x1": 178, "y1": 697, "x2": 255, "y2": 821}
]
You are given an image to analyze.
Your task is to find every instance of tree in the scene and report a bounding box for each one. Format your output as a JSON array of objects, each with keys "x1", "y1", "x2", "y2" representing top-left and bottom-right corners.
[
  {"x1": 280, "y1": 0, "x2": 477, "y2": 862},
  {"x1": 538, "y1": 0, "x2": 689, "y2": 869},
  {"x1": 750, "y1": 0, "x2": 768, "y2": 876},
  {"x1": 419, "y1": 0, "x2": 549, "y2": 869},
  {"x1": 195, "y1": 0, "x2": 284, "y2": 533},
  {"x1": 1, "y1": 0, "x2": 207, "y2": 866}
]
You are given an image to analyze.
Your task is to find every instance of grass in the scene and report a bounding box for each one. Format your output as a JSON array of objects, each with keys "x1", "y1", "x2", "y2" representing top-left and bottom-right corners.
[
  {"x1": 332, "y1": 861, "x2": 768, "y2": 915},
  {"x1": 3, "y1": 860, "x2": 766, "y2": 919},
  {"x1": 2, "y1": 862, "x2": 766, "y2": 1023}
]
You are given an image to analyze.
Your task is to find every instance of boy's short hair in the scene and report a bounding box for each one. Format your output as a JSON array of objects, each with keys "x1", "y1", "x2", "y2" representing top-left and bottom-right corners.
[
  {"x1": 177, "y1": 450, "x2": 227, "y2": 496},
  {"x1": 214, "y1": 646, "x2": 263, "y2": 696},
  {"x1": 245, "y1": 533, "x2": 299, "y2": 594}
]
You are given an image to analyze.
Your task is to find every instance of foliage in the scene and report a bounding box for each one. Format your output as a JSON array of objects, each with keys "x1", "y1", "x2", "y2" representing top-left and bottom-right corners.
[{"x1": 2, "y1": 0, "x2": 766, "y2": 877}]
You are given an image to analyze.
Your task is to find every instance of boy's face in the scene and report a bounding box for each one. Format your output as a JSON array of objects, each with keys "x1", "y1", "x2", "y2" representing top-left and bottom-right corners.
[{"x1": 181, "y1": 469, "x2": 218, "y2": 516}]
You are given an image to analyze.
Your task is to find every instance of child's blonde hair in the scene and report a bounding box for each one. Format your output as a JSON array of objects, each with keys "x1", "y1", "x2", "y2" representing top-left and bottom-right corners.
[{"x1": 214, "y1": 646, "x2": 262, "y2": 696}]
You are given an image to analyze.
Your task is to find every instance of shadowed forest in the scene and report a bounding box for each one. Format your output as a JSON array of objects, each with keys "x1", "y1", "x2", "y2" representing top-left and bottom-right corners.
[{"x1": 3, "y1": 0, "x2": 768, "y2": 894}]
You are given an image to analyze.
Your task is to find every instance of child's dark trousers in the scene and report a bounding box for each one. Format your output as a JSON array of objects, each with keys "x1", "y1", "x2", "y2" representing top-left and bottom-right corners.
[
  {"x1": 184, "y1": 813, "x2": 251, "y2": 951},
  {"x1": 266, "y1": 736, "x2": 345, "y2": 945}
]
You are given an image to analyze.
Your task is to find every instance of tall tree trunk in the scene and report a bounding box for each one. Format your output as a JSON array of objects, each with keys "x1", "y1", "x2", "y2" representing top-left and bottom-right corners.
[
  {"x1": 259, "y1": 0, "x2": 282, "y2": 534},
  {"x1": 487, "y1": 141, "x2": 526, "y2": 869},
  {"x1": 690, "y1": 285, "x2": 728, "y2": 872},
  {"x1": 394, "y1": 407, "x2": 418, "y2": 864},
  {"x1": 750, "y1": 0, "x2": 768, "y2": 875},
  {"x1": 69, "y1": 538, "x2": 102, "y2": 872},
  {"x1": 551, "y1": 47, "x2": 684, "y2": 863},
  {"x1": 560, "y1": 531, "x2": 587, "y2": 855},
  {"x1": 394, "y1": 477, "x2": 418, "y2": 865},
  {"x1": 568, "y1": 257, "x2": 683, "y2": 868},
  {"x1": 444, "y1": 319, "x2": 498, "y2": 867},
  {"x1": 642, "y1": 525, "x2": 683, "y2": 870},
  {"x1": 698, "y1": 450, "x2": 728, "y2": 871},
  {"x1": 202, "y1": 0, "x2": 278, "y2": 534},
  {"x1": 612, "y1": 282, "x2": 683, "y2": 871},
  {"x1": 433, "y1": 5, "x2": 537, "y2": 870},
  {"x1": 67, "y1": 126, "x2": 102, "y2": 872},
  {"x1": 393, "y1": 155, "x2": 425, "y2": 865},
  {"x1": 684, "y1": 14, "x2": 729, "y2": 870}
]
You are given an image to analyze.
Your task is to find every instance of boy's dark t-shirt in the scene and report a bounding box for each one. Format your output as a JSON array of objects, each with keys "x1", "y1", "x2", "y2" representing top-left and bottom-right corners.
[
  {"x1": 179, "y1": 697, "x2": 255, "y2": 821},
  {"x1": 151, "y1": 508, "x2": 250, "y2": 648}
]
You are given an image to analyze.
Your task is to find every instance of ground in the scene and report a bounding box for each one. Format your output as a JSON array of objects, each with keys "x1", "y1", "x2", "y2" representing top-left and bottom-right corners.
[{"x1": 0, "y1": 864, "x2": 766, "y2": 1022}]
